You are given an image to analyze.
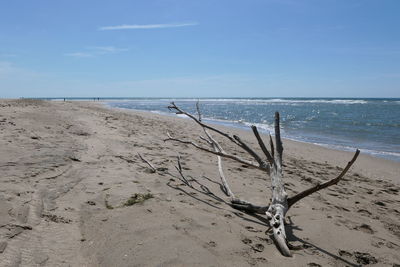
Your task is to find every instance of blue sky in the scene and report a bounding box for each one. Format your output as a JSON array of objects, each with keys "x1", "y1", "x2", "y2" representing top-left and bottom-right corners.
[{"x1": 0, "y1": 0, "x2": 399, "y2": 98}]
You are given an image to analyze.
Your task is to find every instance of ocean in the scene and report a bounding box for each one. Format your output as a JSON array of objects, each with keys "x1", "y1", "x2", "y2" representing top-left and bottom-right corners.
[{"x1": 104, "y1": 98, "x2": 400, "y2": 162}]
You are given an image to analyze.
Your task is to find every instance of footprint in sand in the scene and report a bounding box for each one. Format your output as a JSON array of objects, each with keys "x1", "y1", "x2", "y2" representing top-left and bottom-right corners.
[
  {"x1": 242, "y1": 238, "x2": 252, "y2": 245},
  {"x1": 354, "y1": 223, "x2": 374, "y2": 234},
  {"x1": 357, "y1": 208, "x2": 372, "y2": 216},
  {"x1": 339, "y1": 249, "x2": 378, "y2": 265}
]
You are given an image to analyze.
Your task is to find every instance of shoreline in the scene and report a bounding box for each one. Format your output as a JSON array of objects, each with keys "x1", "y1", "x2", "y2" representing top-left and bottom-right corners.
[
  {"x1": 102, "y1": 103, "x2": 400, "y2": 182},
  {"x1": 102, "y1": 100, "x2": 400, "y2": 163},
  {"x1": 0, "y1": 99, "x2": 399, "y2": 266}
]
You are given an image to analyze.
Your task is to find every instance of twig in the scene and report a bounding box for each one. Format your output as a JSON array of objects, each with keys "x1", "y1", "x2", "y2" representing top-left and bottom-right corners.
[
  {"x1": 175, "y1": 154, "x2": 191, "y2": 186},
  {"x1": 137, "y1": 153, "x2": 157, "y2": 173}
]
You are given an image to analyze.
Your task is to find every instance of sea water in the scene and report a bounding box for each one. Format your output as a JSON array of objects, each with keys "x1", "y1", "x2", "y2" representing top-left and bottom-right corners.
[{"x1": 105, "y1": 98, "x2": 400, "y2": 162}]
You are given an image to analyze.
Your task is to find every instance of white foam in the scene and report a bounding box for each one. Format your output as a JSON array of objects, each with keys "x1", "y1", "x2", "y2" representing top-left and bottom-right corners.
[
  {"x1": 107, "y1": 98, "x2": 369, "y2": 104},
  {"x1": 306, "y1": 142, "x2": 400, "y2": 161},
  {"x1": 242, "y1": 121, "x2": 275, "y2": 134},
  {"x1": 105, "y1": 100, "x2": 399, "y2": 162},
  {"x1": 176, "y1": 113, "x2": 189, "y2": 118}
]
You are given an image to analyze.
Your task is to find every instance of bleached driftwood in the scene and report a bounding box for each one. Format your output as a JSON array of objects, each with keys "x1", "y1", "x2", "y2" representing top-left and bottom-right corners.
[{"x1": 165, "y1": 102, "x2": 360, "y2": 257}]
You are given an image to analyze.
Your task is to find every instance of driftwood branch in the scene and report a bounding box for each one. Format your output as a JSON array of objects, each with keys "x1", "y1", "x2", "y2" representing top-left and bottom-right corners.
[
  {"x1": 195, "y1": 102, "x2": 265, "y2": 206},
  {"x1": 165, "y1": 132, "x2": 267, "y2": 172},
  {"x1": 274, "y1": 112, "x2": 283, "y2": 164},
  {"x1": 233, "y1": 134, "x2": 270, "y2": 173},
  {"x1": 168, "y1": 102, "x2": 239, "y2": 145},
  {"x1": 165, "y1": 102, "x2": 360, "y2": 257},
  {"x1": 230, "y1": 198, "x2": 269, "y2": 214},
  {"x1": 167, "y1": 102, "x2": 270, "y2": 207},
  {"x1": 251, "y1": 125, "x2": 274, "y2": 165},
  {"x1": 287, "y1": 149, "x2": 360, "y2": 208},
  {"x1": 168, "y1": 102, "x2": 270, "y2": 174},
  {"x1": 202, "y1": 129, "x2": 234, "y2": 198},
  {"x1": 269, "y1": 134, "x2": 275, "y2": 159},
  {"x1": 196, "y1": 100, "x2": 202, "y2": 122},
  {"x1": 265, "y1": 111, "x2": 291, "y2": 256}
]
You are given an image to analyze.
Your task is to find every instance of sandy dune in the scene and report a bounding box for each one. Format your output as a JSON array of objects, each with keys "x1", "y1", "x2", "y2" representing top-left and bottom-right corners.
[{"x1": 0, "y1": 99, "x2": 399, "y2": 266}]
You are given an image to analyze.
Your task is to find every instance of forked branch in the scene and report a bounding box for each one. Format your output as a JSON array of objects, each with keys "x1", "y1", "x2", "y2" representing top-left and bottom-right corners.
[
  {"x1": 164, "y1": 102, "x2": 360, "y2": 257},
  {"x1": 287, "y1": 149, "x2": 360, "y2": 208}
]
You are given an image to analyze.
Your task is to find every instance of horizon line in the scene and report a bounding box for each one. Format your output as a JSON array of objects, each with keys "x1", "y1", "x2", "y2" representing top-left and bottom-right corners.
[{"x1": 9, "y1": 96, "x2": 400, "y2": 100}]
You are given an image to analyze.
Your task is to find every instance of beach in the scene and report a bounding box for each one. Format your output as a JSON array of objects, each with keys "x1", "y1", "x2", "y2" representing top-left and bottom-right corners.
[{"x1": 0, "y1": 99, "x2": 399, "y2": 266}]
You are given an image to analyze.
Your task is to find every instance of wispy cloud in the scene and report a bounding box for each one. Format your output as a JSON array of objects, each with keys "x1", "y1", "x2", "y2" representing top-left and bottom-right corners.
[
  {"x1": 65, "y1": 46, "x2": 128, "y2": 58},
  {"x1": 88, "y1": 46, "x2": 129, "y2": 54},
  {"x1": 98, "y1": 22, "x2": 198, "y2": 31},
  {"x1": 65, "y1": 52, "x2": 94, "y2": 58}
]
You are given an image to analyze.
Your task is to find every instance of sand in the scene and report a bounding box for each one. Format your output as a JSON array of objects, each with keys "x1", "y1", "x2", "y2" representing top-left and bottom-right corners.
[{"x1": 0, "y1": 99, "x2": 399, "y2": 267}]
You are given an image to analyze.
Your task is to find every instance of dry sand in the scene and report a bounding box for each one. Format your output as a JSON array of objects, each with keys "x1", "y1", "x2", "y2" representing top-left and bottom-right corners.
[{"x1": 0, "y1": 99, "x2": 399, "y2": 267}]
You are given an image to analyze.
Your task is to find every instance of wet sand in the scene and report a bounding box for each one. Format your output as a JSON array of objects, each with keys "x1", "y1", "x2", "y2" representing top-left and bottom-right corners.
[{"x1": 0, "y1": 99, "x2": 399, "y2": 266}]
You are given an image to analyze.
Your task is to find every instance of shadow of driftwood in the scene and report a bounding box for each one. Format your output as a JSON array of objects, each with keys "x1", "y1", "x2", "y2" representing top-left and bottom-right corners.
[
  {"x1": 285, "y1": 217, "x2": 361, "y2": 267},
  {"x1": 165, "y1": 169, "x2": 360, "y2": 266},
  {"x1": 233, "y1": 210, "x2": 270, "y2": 228},
  {"x1": 201, "y1": 175, "x2": 231, "y2": 197},
  {"x1": 166, "y1": 171, "x2": 229, "y2": 211}
]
